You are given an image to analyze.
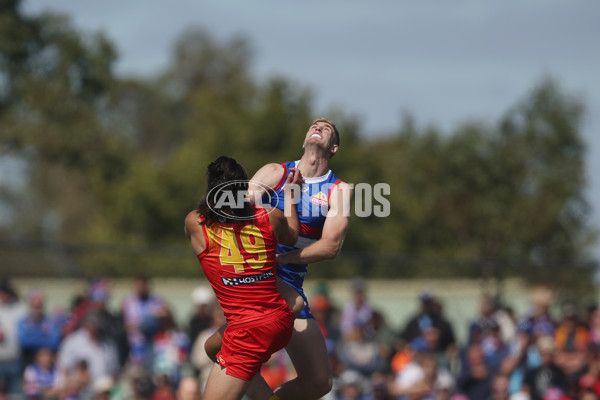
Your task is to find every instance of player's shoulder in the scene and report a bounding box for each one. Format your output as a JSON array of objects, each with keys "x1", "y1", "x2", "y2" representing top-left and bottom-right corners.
[
  {"x1": 185, "y1": 210, "x2": 202, "y2": 232},
  {"x1": 256, "y1": 162, "x2": 285, "y2": 176},
  {"x1": 328, "y1": 179, "x2": 353, "y2": 208},
  {"x1": 251, "y1": 162, "x2": 286, "y2": 188},
  {"x1": 185, "y1": 209, "x2": 200, "y2": 223},
  {"x1": 332, "y1": 179, "x2": 353, "y2": 194},
  {"x1": 335, "y1": 180, "x2": 352, "y2": 191}
]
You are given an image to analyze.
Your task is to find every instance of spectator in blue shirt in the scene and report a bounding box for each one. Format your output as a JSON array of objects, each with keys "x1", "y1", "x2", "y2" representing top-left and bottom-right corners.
[{"x1": 17, "y1": 290, "x2": 62, "y2": 367}]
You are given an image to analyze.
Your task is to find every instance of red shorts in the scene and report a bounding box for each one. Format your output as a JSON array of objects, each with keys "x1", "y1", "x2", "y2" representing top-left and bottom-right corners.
[{"x1": 216, "y1": 309, "x2": 294, "y2": 380}]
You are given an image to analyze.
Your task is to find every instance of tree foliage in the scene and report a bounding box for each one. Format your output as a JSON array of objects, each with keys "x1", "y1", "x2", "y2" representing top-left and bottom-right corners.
[{"x1": 0, "y1": 2, "x2": 596, "y2": 300}]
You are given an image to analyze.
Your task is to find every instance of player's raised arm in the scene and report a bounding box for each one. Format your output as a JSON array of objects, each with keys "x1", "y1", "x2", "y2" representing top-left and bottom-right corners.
[
  {"x1": 268, "y1": 168, "x2": 302, "y2": 246},
  {"x1": 247, "y1": 163, "x2": 286, "y2": 204},
  {"x1": 277, "y1": 181, "x2": 353, "y2": 265}
]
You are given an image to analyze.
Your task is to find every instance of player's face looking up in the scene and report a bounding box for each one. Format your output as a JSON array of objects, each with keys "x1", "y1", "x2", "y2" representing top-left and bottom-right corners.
[{"x1": 303, "y1": 119, "x2": 339, "y2": 158}]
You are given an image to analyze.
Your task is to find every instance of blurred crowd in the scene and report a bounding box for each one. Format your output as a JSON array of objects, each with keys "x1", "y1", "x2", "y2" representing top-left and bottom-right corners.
[{"x1": 1, "y1": 276, "x2": 600, "y2": 400}]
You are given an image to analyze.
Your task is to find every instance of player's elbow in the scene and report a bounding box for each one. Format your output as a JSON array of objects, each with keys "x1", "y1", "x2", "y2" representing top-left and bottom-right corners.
[
  {"x1": 278, "y1": 232, "x2": 298, "y2": 247},
  {"x1": 323, "y1": 249, "x2": 338, "y2": 260},
  {"x1": 322, "y1": 242, "x2": 341, "y2": 260}
]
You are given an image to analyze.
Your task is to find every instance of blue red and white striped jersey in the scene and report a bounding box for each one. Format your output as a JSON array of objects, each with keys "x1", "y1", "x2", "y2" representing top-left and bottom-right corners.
[{"x1": 269, "y1": 160, "x2": 341, "y2": 293}]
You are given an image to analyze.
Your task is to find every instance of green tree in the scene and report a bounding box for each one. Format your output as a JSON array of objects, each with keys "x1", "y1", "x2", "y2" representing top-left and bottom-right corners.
[{"x1": 0, "y1": 2, "x2": 595, "y2": 288}]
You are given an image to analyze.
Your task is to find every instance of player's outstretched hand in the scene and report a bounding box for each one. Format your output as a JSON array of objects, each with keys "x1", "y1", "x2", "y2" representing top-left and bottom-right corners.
[
  {"x1": 283, "y1": 167, "x2": 302, "y2": 216},
  {"x1": 285, "y1": 167, "x2": 303, "y2": 188}
]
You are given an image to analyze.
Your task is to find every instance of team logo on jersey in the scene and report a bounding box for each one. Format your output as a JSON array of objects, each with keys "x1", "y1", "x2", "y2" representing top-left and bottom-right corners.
[
  {"x1": 310, "y1": 191, "x2": 328, "y2": 207},
  {"x1": 221, "y1": 270, "x2": 274, "y2": 286}
]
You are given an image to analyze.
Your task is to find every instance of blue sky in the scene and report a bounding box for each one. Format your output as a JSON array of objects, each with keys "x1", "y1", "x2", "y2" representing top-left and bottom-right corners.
[{"x1": 23, "y1": 0, "x2": 600, "y2": 255}]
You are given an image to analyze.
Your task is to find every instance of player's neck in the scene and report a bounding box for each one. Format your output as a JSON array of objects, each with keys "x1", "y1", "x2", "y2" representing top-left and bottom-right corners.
[{"x1": 298, "y1": 150, "x2": 330, "y2": 178}]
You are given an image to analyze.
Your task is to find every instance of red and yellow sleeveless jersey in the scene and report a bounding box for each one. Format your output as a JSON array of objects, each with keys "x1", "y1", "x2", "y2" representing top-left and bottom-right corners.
[{"x1": 197, "y1": 206, "x2": 290, "y2": 326}]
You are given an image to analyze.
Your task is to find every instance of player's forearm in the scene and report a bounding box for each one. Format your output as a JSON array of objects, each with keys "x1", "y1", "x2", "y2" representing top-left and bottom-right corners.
[
  {"x1": 283, "y1": 191, "x2": 299, "y2": 241},
  {"x1": 277, "y1": 238, "x2": 341, "y2": 265}
]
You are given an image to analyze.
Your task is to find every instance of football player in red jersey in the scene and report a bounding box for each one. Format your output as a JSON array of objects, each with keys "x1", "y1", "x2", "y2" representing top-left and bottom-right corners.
[{"x1": 185, "y1": 156, "x2": 302, "y2": 400}]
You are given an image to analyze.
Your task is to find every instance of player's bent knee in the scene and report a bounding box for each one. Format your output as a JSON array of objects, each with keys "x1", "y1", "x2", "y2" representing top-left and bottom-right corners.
[
  {"x1": 204, "y1": 332, "x2": 223, "y2": 363},
  {"x1": 314, "y1": 375, "x2": 333, "y2": 397},
  {"x1": 299, "y1": 373, "x2": 332, "y2": 398},
  {"x1": 297, "y1": 359, "x2": 332, "y2": 397},
  {"x1": 204, "y1": 340, "x2": 219, "y2": 363}
]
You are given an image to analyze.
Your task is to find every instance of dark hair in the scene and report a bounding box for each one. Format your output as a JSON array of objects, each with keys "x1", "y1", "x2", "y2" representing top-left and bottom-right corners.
[
  {"x1": 0, "y1": 278, "x2": 18, "y2": 301},
  {"x1": 197, "y1": 156, "x2": 253, "y2": 225}
]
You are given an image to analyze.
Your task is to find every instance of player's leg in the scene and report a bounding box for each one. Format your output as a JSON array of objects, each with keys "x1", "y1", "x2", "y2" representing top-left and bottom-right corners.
[
  {"x1": 277, "y1": 277, "x2": 304, "y2": 317},
  {"x1": 202, "y1": 364, "x2": 251, "y2": 400},
  {"x1": 204, "y1": 324, "x2": 226, "y2": 362},
  {"x1": 246, "y1": 374, "x2": 278, "y2": 400},
  {"x1": 274, "y1": 318, "x2": 333, "y2": 399},
  {"x1": 205, "y1": 327, "x2": 276, "y2": 400},
  {"x1": 205, "y1": 278, "x2": 300, "y2": 362}
]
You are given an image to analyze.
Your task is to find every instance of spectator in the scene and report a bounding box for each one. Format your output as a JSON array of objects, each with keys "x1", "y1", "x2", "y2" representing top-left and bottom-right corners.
[
  {"x1": 17, "y1": 290, "x2": 63, "y2": 367},
  {"x1": 431, "y1": 297, "x2": 458, "y2": 358},
  {"x1": 495, "y1": 304, "x2": 518, "y2": 345},
  {"x1": 367, "y1": 310, "x2": 397, "y2": 374},
  {"x1": 133, "y1": 374, "x2": 156, "y2": 400},
  {"x1": 22, "y1": 348, "x2": 60, "y2": 399},
  {"x1": 108, "y1": 364, "x2": 147, "y2": 400},
  {"x1": 554, "y1": 304, "x2": 588, "y2": 377},
  {"x1": 116, "y1": 367, "x2": 156, "y2": 400},
  {"x1": 370, "y1": 372, "x2": 393, "y2": 400},
  {"x1": 501, "y1": 315, "x2": 544, "y2": 395},
  {"x1": 62, "y1": 279, "x2": 105, "y2": 337},
  {"x1": 468, "y1": 314, "x2": 507, "y2": 376},
  {"x1": 0, "y1": 278, "x2": 27, "y2": 396},
  {"x1": 122, "y1": 275, "x2": 165, "y2": 369},
  {"x1": 468, "y1": 297, "x2": 499, "y2": 345},
  {"x1": 337, "y1": 322, "x2": 381, "y2": 377},
  {"x1": 340, "y1": 278, "x2": 373, "y2": 338},
  {"x1": 151, "y1": 305, "x2": 189, "y2": 388},
  {"x1": 312, "y1": 293, "x2": 341, "y2": 356},
  {"x1": 455, "y1": 343, "x2": 492, "y2": 400},
  {"x1": 92, "y1": 375, "x2": 115, "y2": 400},
  {"x1": 57, "y1": 312, "x2": 120, "y2": 385},
  {"x1": 176, "y1": 376, "x2": 199, "y2": 400},
  {"x1": 487, "y1": 374, "x2": 510, "y2": 400},
  {"x1": 336, "y1": 369, "x2": 369, "y2": 400},
  {"x1": 151, "y1": 373, "x2": 176, "y2": 400},
  {"x1": 522, "y1": 336, "x2": 568, "y2": 400},
  {"x1": 86, "y1": 279, "x2": 130, "y2": 368},
  {"x1": 400, "y1": 290, "x2": 456, "y2": 354},
  {"x1": 588, "y1": 308, "x2": 600, "y2": 348},
  {"x1": 523, "y1": 288, "x2": 556, "y2": 339},
  {"x1": 190, "y1": 304, "x2": 225, "y2": 391},
  {"x1": 574, "y1": 343, "x2": 600, "y2": 399},
  {"x1": 187, "y1": 285, "x2": 213, "y2": 345},
  {"x1": 61, "y1": 359, "x2": 92, "y2": 400},
  {"x1": 392, "y1": 338, "x2": 454, "y2": 400}
]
